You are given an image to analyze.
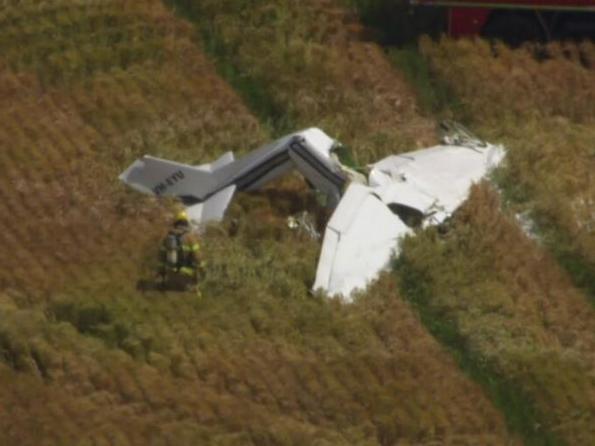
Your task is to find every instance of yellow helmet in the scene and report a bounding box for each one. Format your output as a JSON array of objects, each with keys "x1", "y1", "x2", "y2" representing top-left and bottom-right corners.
[{"x1": 174, "y1": 210, "x2": 189, "y2": 224}]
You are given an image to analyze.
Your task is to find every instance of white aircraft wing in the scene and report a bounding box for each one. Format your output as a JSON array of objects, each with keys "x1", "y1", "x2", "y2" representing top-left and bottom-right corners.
[
  {"x1": 369, "y1": 143, "x2": 505, "y2": 224},
  {"x1": 313, "y1": 183, "x2": 412, "y2": 299},
  {"x1": 315, "y1": 142, "x2": 506, "y2": 300}
]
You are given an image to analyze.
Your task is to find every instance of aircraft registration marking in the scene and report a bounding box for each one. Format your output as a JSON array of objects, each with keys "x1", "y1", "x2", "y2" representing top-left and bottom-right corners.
[{"x1": 153, "y1": 170, "x2": 185, "y2": 195}]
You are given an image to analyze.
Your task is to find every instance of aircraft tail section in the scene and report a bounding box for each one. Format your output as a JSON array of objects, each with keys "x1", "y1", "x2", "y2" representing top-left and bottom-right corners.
[
  {"x1": 119, "y1": 152, "x2": 238, "y2": 224},
  {"x1": 119, "y1": 155, "x2": 215, "y2": 199},
  {"x1": 185, "y1": 185, "x2": 236, "y2": 225},
  {"x1": 119, "y1": 152, "x2": 236, "y2": 200},
  {"x1": 207, "y1": 151, "x2": 235, "y2": 171}
]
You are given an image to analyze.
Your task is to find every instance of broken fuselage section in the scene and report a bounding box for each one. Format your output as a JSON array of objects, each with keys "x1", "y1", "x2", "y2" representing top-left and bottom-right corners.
[
  {"x1": 119, "y1": 127, "x2": 505, "y2": 300},
  {"x1": 120, "y1": 128, "x2": 347, "y2": 224}
]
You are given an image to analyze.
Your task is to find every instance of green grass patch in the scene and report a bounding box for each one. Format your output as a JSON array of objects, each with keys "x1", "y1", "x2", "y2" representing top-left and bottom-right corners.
[
  {"x1": 387, "y1": 46, "x2": 465, "y2": 118},
  {"x1": 164, "y1": 0, "x2": 295, "y2": 135},
  {"x1": 49, "y1": 300, "x2": 133, "y2": 351},
  {"x1": 394, "y1": 253, "x2": 562, "y2": 446},
  {"x1": 553, "y1": 249, "x2": 595, "y2": 301},
  {"x1": 494, "y1": 168, "x2": 595, "y2": 303},
  {"x1": 530, "y1": 211, "x2": 595, "y2": 303}
]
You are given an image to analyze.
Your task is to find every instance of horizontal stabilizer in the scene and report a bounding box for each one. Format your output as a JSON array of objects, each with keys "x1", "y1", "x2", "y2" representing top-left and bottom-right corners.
[{"x1": 119, "y1": 155, "x2": 217, "y2": 200}]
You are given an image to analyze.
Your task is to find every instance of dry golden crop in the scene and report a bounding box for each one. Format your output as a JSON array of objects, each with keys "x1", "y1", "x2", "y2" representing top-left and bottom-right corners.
[
  {"x1": 373, "y1": 34, "x2": 595, "y2": 444},
  {"x1": 420, "y1": 37, "x2": 595, "y2": 266},
  {"x1": 0, "y1": 0, "x2": 264, "y2": 297},
  {"x1": 399, "y1": 184, "x2": 595, "y2": 444},
  {"x1": 191, "y1": 0, "x2": 437, "y2": 163},
  {"x1": 0, "y1": 1, "x2": 520, "y2": 444}
]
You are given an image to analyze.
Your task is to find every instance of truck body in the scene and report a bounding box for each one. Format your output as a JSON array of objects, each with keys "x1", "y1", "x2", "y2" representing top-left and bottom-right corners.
[{"x1": 410, "y1": 0, "x2": 595, "y2": 42}]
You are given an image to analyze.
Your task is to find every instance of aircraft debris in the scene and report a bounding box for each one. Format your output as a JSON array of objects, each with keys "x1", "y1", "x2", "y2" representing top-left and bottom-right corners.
[
  {"x1": 120, "y1": 126, "x2": 505, "y2": 300},
  {"x1": 287, "y1": 211, "x2": 320, "y2": 240}
]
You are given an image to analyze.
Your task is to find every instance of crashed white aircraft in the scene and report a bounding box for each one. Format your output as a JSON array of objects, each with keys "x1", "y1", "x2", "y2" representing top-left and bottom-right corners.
[{"x1": 120, "y1": 126, "x2": 505, "y2": 300}]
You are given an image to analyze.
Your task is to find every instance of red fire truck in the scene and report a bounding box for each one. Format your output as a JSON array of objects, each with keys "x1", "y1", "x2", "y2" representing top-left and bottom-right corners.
[{"x1": 410, "y1": 0, "x2": 595, "y2": 43}]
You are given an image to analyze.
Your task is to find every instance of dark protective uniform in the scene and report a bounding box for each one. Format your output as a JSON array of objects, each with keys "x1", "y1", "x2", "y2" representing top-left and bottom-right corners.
[{"x1": 159, "y1": 225, "x2": 201, "y2": 291}]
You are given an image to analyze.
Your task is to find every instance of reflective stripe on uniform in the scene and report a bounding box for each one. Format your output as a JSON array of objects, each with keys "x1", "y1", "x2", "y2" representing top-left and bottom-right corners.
[
  {"x1": 160, "y1": 264, "x2": 179, "y2": 272},
  {"x1": 182, "y1": 243, "x2": 200, "y2": 252},
  {"x1": 179, "y1": 266, "x2": 195, "y2": 276}
]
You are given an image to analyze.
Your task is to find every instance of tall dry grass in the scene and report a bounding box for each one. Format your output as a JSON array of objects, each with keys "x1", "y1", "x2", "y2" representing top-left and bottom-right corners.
[
  {"x1": 420, "y1": 37, "x2": 595, "y2": 268},
  {"x1": 420, "y1": 38, "x2": 595, "y2": 122},
  {"x1": 0, "y1": 1, "x2": 520, "y2": 444},
  {"x1": 384, "y1": 36, "x2": 595, "y2": 444},
  {"x1": 398, "y1": 183, "x2": 595, "y2": 444},
  {"x1": 173, "y1": 0, "x2": 437, "y2": 163},
  {"x1": 0, "y1": 0, "x2": 264, "y2": 297}
]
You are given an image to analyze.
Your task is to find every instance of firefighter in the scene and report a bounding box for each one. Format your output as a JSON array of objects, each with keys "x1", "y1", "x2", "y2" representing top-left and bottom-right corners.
[{"x1": 159, "y1": 210, "x2": 202, "y2": 293}]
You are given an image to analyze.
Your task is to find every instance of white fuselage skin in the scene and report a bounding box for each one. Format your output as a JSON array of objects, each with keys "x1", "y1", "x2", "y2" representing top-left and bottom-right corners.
[{"x1": 120, "y1": 127, "x2": 506, "y2": 300}]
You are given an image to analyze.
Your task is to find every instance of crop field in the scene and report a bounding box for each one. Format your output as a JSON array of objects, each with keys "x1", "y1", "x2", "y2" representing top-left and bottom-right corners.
[
  {"x1": 419, "y1": 38, "x2": 595, "y2": 270},
  {"x1": 0, "y1": 0, "x2": 264, "y2": 297},
  {"x1": 393, "y1": 27, "x2": 595, "y2": 446},
  {"x1": 1, "y1": 0, "x2": 593, "y2": 445},
  {"x1": 169, "y1": 0, "x2": 439, "y2": 162},
  {"x1": 0, "y1": 1, "x2": 517, "y2": 445}
]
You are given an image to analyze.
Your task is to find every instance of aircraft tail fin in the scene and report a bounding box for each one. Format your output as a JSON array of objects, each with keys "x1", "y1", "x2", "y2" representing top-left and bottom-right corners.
[
  {"x1": 119, "y1": 152, "x2": 238, "y2": 224},
  {"x1": 207, "y1": 151, "x2": 235, "y2": 171},
  {"x1": 185, "y1": 185, "x2": 236, "y2": 225}
]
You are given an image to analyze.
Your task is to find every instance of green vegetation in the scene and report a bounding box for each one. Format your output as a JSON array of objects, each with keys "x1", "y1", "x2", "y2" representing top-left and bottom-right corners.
[
  {"x1": 167, "y1": 0, "x2": 438, "y2": 163},
  {"x1": 396, "y1": 237, "x2": 561, "y2": 446},
  {"x1": 2, "y1": 0, "x2": 594, "y2": 444},
  {"x1": 165, "y1": 0, "x2": 295, "y2": 135},
  {"x1": 387, "y1": 46, "x2": 463, "y2": 118},
  {"x1": 394, "y1": 184, "x2": 595, "y2": 444},
  {"x1": 0, "y1": 1, "x2": 515, "y2": 444},
  {"x1": 345, "y1": 0, "x2": 447, "y2": 45},
  {"x1": 418, "y1": 38, "x2": 595, "y2": 301}
]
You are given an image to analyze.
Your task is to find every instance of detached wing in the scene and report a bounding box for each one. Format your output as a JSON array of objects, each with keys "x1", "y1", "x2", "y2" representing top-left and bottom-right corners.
[
  {"x1": 313, "y1": 183, "x2": 412, "y2": 300},
  {"x1": 369, "y1": 143, "x2": 505, "y2": 223}
]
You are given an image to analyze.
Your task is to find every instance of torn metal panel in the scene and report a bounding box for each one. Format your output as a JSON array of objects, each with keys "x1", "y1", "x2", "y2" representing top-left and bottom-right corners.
[
  {"x1": 369, "y1": 143, "x2": 506, "y2": 223},
  {"x1": 313, "y1": 141, "x2": 506, "y2": 299}
]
